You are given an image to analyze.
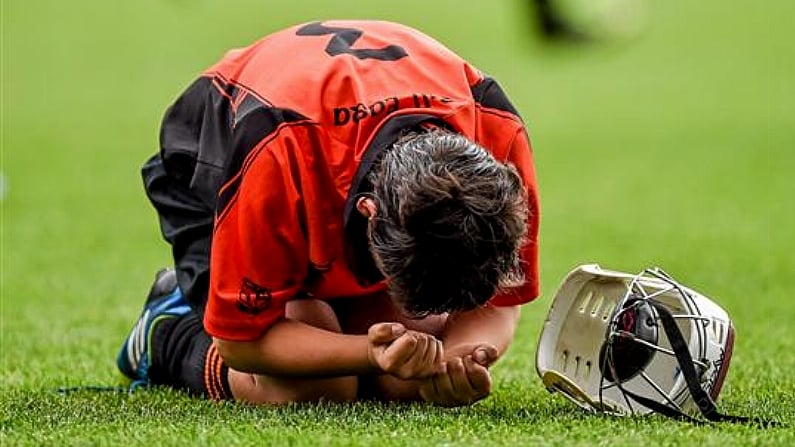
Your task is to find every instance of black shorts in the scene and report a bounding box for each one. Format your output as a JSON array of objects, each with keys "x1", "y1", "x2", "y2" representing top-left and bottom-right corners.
[{"x1": 142, "y1": 153, "x2": 214, "y2": 311}]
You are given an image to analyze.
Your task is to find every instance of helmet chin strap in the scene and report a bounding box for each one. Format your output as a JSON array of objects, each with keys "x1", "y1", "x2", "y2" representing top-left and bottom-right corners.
[{"x1": 604, "y1": 299, "x2": 780, "y2": 427}]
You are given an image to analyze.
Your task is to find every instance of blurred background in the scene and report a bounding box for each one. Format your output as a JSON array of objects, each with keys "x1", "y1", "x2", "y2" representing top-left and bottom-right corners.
[{"x1": 2, "y1": 0, "x2": 794, "y2": 392}]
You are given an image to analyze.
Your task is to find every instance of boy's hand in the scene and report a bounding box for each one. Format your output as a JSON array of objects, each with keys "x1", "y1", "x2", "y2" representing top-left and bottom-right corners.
[
  {"x1": 445, "y1": 343, "x2": 499, "y2": 368},
  {"x1": 367, "y1": 322, "x2": 444, "y2": 380},
  {"x1": 416, "y1": 343, "x2": 498, "y2": 407},
  {"x1": 418, "y1": 354, "x2": 493, "y2": 407}
]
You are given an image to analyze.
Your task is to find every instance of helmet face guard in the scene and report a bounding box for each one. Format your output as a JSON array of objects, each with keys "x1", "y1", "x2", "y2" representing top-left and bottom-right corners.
[{"x1": 536, "y1": 265, "x2": 743, "y2": 421}]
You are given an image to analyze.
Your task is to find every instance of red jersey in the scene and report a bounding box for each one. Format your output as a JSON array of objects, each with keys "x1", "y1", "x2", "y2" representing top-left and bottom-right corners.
[{"x1": 168, "y1": 21, "x2": 541, "y2": 341}]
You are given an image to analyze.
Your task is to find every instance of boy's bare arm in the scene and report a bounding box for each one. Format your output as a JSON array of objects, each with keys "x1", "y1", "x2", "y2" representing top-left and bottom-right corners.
[
  {"x1": 214, "y1": 319, "x2": 443, "y2": 379},
  {"x1": 441, "y1": 304, "x2": 522, "y2": 363}
]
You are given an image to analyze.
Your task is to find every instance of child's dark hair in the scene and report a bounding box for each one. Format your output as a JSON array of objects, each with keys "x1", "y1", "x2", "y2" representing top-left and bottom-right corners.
[{"x1": 367, "y1": 130, "x2": 528, "y2": 317}]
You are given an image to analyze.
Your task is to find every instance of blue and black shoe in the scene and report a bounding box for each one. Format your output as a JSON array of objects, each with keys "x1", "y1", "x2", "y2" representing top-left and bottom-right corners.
[{"x1": 116, "y1": 268, "x2": 191, "y2": 389}]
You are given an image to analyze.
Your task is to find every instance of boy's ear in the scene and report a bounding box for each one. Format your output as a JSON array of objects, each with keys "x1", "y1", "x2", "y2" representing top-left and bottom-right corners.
[{"x1": 356, "y1": 196, "x2": 377, "y2": 219}]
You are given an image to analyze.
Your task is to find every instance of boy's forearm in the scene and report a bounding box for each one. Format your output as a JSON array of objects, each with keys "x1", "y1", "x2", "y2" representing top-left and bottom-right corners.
[
  {"x1": 441, "y1": 304, "x2": 521, "y2": 360},
  {"x1": 214, "y1": 318, "x2": 378, "y2": 377},
  {"x1": 370, "y1": 306, "x2": 521, "y2": 402}
]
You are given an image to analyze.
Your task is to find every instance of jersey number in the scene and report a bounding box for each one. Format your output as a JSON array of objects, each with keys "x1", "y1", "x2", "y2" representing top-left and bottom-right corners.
[{"x1": 296, "y1": 22, "x2": 408, "y2": 61}]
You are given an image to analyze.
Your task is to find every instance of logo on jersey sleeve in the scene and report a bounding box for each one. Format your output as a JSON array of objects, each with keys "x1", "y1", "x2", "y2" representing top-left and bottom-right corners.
[{"x1": 237, "y1": 278, "x2": 272, "y2": 315}]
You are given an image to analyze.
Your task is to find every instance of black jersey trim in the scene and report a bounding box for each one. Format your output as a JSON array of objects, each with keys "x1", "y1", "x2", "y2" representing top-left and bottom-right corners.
[
  {"x1": 210, "y1": 77, "x2": 309, "y2": 220},
  {"x1": 216, "y1": 106, "x2": 308, "y2": 219},
  {"x1": 158, "y1": 76, "x2": 309, "y2": 219},
  {"x1": 470, "y1": 76, "x2": 522, "y2": 120}
]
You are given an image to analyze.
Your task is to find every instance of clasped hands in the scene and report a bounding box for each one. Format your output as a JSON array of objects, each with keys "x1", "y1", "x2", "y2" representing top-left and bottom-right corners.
[{"x1": 367, "y1": 322, "x2": 497, "y2": 407}]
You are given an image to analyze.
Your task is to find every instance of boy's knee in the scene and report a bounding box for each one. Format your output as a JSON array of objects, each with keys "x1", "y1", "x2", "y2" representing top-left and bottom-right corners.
[
  {"x1": 251, "y1": 375, "x2": 358, "y2": 404},
  {"x1": 306, "y1": 376, "x2": 358, "y2": 403},
  {"x1": 230, "y1": 369, "x2": 358, "y2": 405}
]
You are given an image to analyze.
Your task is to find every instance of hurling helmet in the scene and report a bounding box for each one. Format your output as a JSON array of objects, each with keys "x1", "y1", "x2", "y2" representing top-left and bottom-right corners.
[{"x1": 536, "y1": 264, "x2": 749, "y2": 422}]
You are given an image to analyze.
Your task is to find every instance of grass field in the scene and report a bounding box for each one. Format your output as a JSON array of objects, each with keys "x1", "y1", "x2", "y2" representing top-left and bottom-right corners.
[{"x1": 2, "y1": 0, "x2": 794, "y2": 445}]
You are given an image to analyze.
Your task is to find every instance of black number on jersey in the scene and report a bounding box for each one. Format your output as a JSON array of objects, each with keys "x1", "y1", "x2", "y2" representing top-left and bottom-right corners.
[{"x1": 296, "y1": 22, "x2": 408, "y2": 61}]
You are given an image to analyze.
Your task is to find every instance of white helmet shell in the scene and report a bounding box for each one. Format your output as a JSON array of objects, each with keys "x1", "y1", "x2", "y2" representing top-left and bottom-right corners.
[{"x1": 536, "y1": 264, "x2": 735, "y2": 416}]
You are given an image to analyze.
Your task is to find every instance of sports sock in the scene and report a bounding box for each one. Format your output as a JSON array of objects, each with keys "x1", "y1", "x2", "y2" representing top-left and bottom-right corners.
[{"x1": 149, "y1": 313, "x2": 233, "y2": 401}]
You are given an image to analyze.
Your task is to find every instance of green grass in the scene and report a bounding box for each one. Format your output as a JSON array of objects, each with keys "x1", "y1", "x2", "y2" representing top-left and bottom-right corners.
[{"x1": 2, "y1": 0, "x2": 794, "y2": 445}]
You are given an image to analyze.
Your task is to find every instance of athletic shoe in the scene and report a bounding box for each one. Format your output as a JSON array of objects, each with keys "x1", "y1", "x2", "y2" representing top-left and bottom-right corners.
[{"x1": 116, "y1": 268, "x2": 191, "y2": 389}]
